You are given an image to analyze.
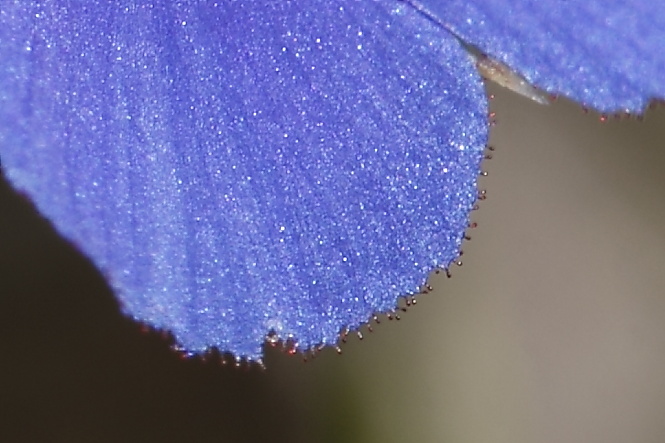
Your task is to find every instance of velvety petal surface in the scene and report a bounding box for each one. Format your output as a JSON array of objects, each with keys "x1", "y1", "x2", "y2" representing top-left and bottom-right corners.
[
  {"x1": 0, "y1": 1, "x2": 487, "y2": 360},
  {"x1": 410, "y1": 0, "x2": 665, "y2": 112}
]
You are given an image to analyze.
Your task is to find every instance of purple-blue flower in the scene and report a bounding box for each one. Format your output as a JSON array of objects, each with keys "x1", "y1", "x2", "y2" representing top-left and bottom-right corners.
[{"x1": 1, "y1": 0, "x2": 664, "y2": 363}]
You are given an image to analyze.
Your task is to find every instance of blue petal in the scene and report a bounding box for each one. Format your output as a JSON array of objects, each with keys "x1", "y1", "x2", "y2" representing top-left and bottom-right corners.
[
  {"x1": 411, "y1": 0, "x2": 665, "y2": 112},
  {"x1": 0, "y1": 1, "x2": 487, "y2": 360}
]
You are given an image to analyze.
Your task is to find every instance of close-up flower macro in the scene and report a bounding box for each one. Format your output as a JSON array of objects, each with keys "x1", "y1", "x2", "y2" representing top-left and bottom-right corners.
[{"x1": 2, "y1": 1, "x2": 665, "y2": 442}]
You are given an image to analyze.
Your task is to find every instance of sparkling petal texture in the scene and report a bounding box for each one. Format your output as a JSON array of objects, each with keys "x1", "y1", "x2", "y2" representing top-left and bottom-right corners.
[
  {"x1": 411, "y1": 0, "x2": 665, "y2": 112},
  {"x1": 0, "y1": 1, "x2": 487, "y2": 360}
]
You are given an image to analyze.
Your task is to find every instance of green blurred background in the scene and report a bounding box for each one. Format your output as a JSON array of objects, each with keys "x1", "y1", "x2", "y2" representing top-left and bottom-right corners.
[{"x1": 2, "y1": 83, "x2": 665, "y2": 442}]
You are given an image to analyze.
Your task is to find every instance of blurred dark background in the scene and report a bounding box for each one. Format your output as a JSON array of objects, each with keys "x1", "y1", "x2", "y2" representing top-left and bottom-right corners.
[{"x1": 2, "y1": 85, "x2": 665, "y2": 442}]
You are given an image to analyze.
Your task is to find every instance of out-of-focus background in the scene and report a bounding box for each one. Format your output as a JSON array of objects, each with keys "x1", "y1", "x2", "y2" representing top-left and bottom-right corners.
[{"x1": 2, "y1": 83, "x2": 665, "y2": 443}]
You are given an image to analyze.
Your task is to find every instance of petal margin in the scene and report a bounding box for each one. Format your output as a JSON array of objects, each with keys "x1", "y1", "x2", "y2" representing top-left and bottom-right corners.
[{"x1": 0, "y1": 1, "x2": 487, "y2": 360}]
